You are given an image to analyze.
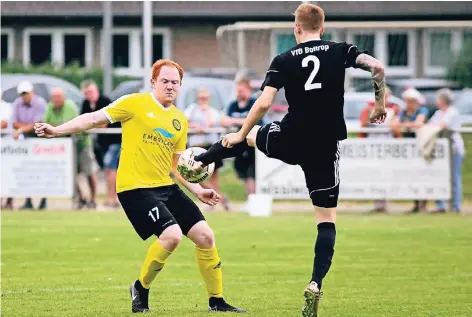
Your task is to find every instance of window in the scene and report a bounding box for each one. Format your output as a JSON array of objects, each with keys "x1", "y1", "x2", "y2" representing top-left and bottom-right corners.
[
  {"x1": 64, "y1": 34, "x2": 86, "y2": 66},
  {"x1": 112, "y1": 34, "x2": 130, "y2": 68},
  {"x1": 353, "y1": 34, "x2": 375, "y2": 56},
  {"x1": 387, "y1": 34, "x2": 408, "y2": 67},
  {"x1": 29, "y1": 34, "x2": 53, "y2": 65},
  {"x1": 23, "y1": 28, "x2": 92, "y2": 68},
  {"x1": 347, "y1": 30, "x2": 415, "y2": 83},
  {"x1": 140, "y1": 34, "x2": 165, "y2": 65},
  {"x1": 1, "y1": 29, "x2": 14, "y2": 61},
  {"x1": 152, "y1": 34, "x2": 164, "y2": 62},
  {"x1": 105, "y1": 28, "x2": 171, "y2": 77},
  {"x1": 321, "y1": 32, "x2": 332, "y2": 41},
  {"x1": 1, "y1": 35, "x2": 8, "y2": 61},
  {"x1": 275, "y1": 34, "x2": 297, "y2": 55},
  {"x1": 428, "y1": 32, "x2": 452, "y2": 67}
]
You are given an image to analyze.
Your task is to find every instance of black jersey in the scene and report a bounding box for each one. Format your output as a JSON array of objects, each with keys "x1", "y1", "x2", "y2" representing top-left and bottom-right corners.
[{"x1": 261, "y1": 40, "x2": 365, "y2": 141}]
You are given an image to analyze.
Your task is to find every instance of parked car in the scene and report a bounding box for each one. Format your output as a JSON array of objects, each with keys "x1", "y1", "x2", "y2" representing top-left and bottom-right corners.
[
  {"x1": 454, "y1": 89, "x2": 472, "y2": 126},
  {"x1": 1, "y1": 74, "x2": 83, "y2": 108},
  {"x1": 110, "y1": 76, "x2": 234, "y2": 113}
]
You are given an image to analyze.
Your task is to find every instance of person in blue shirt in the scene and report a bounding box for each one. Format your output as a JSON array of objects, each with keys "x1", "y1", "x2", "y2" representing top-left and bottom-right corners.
[
  {"x1": 225, "y1": 79, "x2": 263, "y2": 208},
  {"x1": 391, "y1": 88, "x2": 429, "y2": 213}
]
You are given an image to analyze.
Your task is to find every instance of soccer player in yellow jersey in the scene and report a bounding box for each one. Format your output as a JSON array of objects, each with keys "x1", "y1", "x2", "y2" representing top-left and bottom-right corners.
[{"x1": 34, "y1": 59, "x2": 246, "y2": 314}]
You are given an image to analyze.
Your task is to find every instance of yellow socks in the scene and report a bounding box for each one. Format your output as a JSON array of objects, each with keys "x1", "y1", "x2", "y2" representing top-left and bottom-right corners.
[
  {"x1": 138, "y1": 241, "x2": 172, "y2": 289},
  {"x1": 195, "y1": 247, "x2": 223, "y2": 298}
]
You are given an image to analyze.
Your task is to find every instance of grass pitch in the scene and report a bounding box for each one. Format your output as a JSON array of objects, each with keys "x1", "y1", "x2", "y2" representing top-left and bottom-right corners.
[{"x1": 2, "y1": 211, "x2": 472, "y2": 317}]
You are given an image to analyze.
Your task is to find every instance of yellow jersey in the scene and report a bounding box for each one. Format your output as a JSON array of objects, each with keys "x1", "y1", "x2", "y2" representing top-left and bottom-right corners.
[{"x1": 102, "y1": 93, "x2": 188, "y2": 193}]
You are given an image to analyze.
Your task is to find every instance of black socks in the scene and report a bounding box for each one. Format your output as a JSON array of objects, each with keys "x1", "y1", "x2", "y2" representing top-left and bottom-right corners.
[
  {"x1": 311, "y1": 222, "x2": 336, "y2": 289},
  {"x1": 195, "y1": 140, "x2": 250, "y2": 166}
]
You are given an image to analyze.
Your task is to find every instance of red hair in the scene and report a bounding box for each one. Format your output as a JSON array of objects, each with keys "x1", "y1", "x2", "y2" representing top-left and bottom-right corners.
[{"x1": 151, "y1": 59, "x2": 184, "y2": 81}]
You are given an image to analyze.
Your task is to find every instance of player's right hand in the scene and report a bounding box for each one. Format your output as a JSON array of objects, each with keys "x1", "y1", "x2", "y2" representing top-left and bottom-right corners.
[
  {"x1": 369, "y1": 108, "x2": 387, "y2": 124},
  {"x1": 34, "y1": 123, "x2": 58, "y2": 138}
]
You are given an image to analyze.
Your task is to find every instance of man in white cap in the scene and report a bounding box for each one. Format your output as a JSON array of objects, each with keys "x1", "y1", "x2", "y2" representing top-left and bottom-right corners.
[
  {"x1": 391, "y1": 88, "x2": 429, "y2": 213},
  {"x1": 3, "y1": 80, "x2": 47, "y2": 210}
]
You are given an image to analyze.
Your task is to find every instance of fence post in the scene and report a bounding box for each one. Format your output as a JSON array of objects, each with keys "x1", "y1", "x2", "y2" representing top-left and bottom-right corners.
[
  {"x1": 448, "y1": 132, "x2": 454, "y2": 211},
  {"x1": 71, "y1": 135, "x2": 78, "y2": 208}
]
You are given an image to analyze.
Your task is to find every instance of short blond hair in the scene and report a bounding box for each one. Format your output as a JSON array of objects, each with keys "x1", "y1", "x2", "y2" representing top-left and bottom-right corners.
[{"x1": 294, "y1": 3, "x2": 325, "y2": 32}]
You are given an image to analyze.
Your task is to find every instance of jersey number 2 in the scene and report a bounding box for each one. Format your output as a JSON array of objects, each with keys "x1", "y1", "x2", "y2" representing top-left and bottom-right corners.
[{"x1": 302, "y1": 55, "x2": 321, "y2": 91}]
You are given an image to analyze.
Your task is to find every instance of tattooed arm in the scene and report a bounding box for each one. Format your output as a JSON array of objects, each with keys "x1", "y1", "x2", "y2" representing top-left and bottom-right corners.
[{"x1": 356, "y1": 53, "x2": 386, "y2": 111}]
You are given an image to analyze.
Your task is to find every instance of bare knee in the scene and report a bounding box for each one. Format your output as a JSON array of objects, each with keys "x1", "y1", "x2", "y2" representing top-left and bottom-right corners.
[
  {"x1": 315, "y1": 207, "x2": 336, "y2": 224},
  {"x1": 158, "y1": 224, "x2": 182, "y2": 251},
  {"x1": 246, "y1": 126, "x2": 261, "y2": 148},
  {"x1": 187, "y1": 221, "x2": 215, "y2": 249}
]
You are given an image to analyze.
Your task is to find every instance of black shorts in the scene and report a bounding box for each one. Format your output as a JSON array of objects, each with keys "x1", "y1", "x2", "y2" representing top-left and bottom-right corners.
[
  {"x1": 256, "y1": 121, "x2": 340, "y2": 208},
  {"x1": 234, "y1": 147, "x2": 256, "y2": 180},
  {"x1": 118, "y1": 184, "x2": 205, "y2": 240}
]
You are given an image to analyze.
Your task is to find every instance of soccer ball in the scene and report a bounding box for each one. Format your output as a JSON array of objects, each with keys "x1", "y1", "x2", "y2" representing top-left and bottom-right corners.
[{"x1": 177, "y1": 147, "x2": 215, "y2": 183}]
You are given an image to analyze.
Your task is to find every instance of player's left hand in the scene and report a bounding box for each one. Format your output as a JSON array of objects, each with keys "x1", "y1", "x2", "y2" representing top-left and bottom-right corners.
[
  {"x1": 196, "y1": 188, "x2": 221, "y2": 206},
  {"x1": 369, "y1": 108, "x2": 387, "y2": 124},
  {"x1": 222, "y1": 132, "x2": 244, "y2": 148}
]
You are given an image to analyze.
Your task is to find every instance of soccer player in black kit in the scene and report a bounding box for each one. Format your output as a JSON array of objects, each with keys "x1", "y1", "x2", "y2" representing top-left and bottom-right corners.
[{"x1": 190, "y1": 3, "x2": 387, "y2": 317}]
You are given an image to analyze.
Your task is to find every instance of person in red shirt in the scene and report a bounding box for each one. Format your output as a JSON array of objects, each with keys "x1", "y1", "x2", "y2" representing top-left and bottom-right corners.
[
  {"x1": 359, "y1": 86, "x2": 400, "y2": 139},
  {"x1": 359, "y1": 87, "x2": 400, "y2": 212}
]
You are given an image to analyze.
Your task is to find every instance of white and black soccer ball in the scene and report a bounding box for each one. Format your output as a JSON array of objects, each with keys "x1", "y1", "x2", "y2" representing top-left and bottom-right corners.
[{"x1": 177, "y1": 147, "x2": 215, "y2": 184}]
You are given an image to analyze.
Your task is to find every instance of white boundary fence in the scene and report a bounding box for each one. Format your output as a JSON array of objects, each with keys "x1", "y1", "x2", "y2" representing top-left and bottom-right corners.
[{"x1": 1, "y1": 127, "x2": 471, "y2": 203}]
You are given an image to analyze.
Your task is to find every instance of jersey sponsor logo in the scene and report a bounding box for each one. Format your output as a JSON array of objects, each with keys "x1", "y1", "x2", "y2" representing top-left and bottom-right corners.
[
  {"x1": 142, "y1": 133, "x2": 174, "y2": 152},
  {"x1": 153, "y1": 127, "x2": 175, "y2": 138},
  {"x1": 172, "y1": 119, "x2": 181, "y2": 131}
]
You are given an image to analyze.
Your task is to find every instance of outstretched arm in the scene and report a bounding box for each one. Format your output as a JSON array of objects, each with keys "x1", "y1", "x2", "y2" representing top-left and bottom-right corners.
[
  {"x1": 55, "y1": 110, "x2": 109, "y2": 136},
  {"x1": 35, "y1": 110, "x2": 109, "y2": 138},
  {"x1": 355, "y1": 54, "x2": 386, "y2": 113}
]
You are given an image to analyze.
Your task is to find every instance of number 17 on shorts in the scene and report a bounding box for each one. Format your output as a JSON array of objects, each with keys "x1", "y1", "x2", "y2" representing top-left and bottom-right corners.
[{"x1": 148, "y1": 207, "x2": 160, "y2": 222}]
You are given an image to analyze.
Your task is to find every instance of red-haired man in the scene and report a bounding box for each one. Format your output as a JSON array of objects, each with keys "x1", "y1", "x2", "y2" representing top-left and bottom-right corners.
[{"x1": 34, "y1": 59, "x2": 245, "y2": 314}]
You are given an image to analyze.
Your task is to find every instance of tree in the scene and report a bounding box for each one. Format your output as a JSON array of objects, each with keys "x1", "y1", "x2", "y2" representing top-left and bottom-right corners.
[{"x1": 447, "y1": 41, "x2": 472, "y2": 88}]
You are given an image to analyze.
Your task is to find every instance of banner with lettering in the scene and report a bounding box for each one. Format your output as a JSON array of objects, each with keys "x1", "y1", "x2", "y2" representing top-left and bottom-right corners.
[
  {"x1": 256, "y1": 138, "x2": 451, "y2": 200},
  {"x1": 1, "y1": 138, "x2": 74, "y2": 198}
]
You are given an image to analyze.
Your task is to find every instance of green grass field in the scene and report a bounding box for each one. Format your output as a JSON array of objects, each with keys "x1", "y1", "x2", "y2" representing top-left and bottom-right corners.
[{"x1": 2, "y1": 211, "x2": 472, "y2": 317}]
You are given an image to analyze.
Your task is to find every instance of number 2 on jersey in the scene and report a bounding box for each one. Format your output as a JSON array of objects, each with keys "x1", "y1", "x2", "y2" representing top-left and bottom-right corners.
[
  {"x1": 302, "y1": 55, "x2": 321, "y2": 91},
  {"x1": 148, "y1": 207, "x2": 159, "y2": 222}
]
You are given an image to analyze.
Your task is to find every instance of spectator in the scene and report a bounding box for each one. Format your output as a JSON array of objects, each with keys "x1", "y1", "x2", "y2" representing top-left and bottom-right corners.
[
  {"x1": 360, "y1": 87, "x2": 399, "y2": 212},
  {"x1": 184, "y1": 88, "x2": 231, "y2": 210},
  {"x1": 43, "y1": 87, "x2": 91, "y2": 209},
  {"x1": 226, "y1": 79, "x2": 263, "y2": 210},
  {"x1": 1, "y1": 91, "x2": 12, "y2": 209},
  {"x1": 428, "y1": 88, "x2": 465, "y2": 213},
  {"x1": 4, "y1": 81, "x2": 47, "y2": 210},
  {"x1": 81, "y1": 80, "x2": 120, "y2": 208},
  {"x1": 1, "y1": 90, "x2": 12, "y2": 130},
  {"x1": 391, "y1": 88, "x2": 429, "y2": 213},
  {"x1": 359, "y1": 86, "x2": 400, "y2": 138}
]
